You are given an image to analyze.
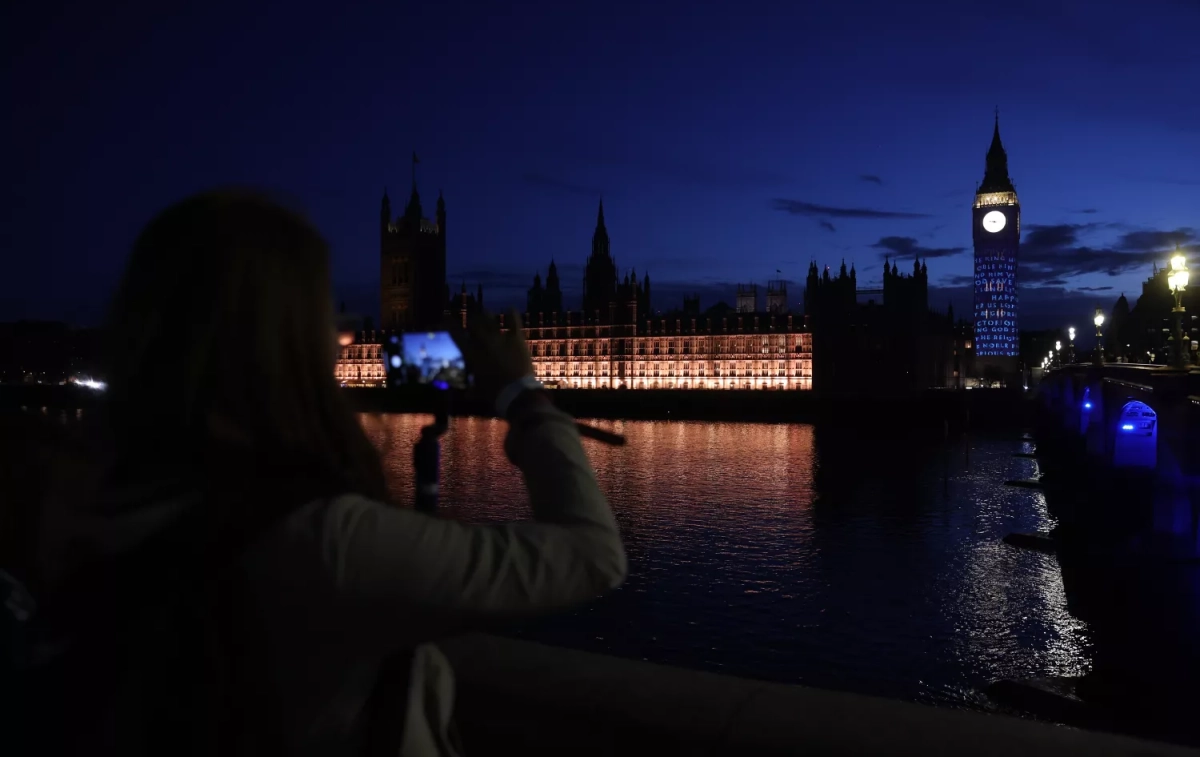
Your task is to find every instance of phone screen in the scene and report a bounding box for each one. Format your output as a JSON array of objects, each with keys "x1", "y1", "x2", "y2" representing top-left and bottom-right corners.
[{"x1": 383, "y1": 331, "x2": 469, "y2": 390}]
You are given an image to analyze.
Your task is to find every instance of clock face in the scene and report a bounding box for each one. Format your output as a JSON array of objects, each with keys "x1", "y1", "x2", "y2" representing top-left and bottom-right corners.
[{"x1": 982, "y1": 210, "x2": 1007, "y2": 233}]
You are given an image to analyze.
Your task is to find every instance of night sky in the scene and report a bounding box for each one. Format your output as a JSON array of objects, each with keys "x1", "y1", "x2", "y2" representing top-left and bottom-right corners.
[{"x1": 5, "y1": 0, "x2": 1198, "y2": 330}]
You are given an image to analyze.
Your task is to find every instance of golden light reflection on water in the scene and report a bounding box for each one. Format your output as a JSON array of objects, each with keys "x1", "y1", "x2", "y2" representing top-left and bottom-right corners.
[{"x1": 360, "y1": 414, "x2": 1091, "y2": 708}]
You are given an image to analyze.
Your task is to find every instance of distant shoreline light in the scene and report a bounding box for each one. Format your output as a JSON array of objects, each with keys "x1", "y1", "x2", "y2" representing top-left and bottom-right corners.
[{"x1": 71, "y1": 377, "x2": 107, "y2": 391}]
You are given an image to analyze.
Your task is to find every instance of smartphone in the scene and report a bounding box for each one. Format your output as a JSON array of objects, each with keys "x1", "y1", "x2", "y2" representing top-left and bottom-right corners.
[{"x1": 383, "y1": 331, "x2": 470, "y2": 390}]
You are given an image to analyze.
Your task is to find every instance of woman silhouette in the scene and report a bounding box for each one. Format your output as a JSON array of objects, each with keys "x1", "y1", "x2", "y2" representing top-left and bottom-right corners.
[{"x1": 36, "y1": 190, "x2": 626, "y2": 756}]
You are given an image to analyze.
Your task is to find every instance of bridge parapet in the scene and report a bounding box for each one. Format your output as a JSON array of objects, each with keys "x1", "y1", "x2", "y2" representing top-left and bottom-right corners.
[{"x1": 1037, "y1": 365, "x2": 1200, "y2": 558}]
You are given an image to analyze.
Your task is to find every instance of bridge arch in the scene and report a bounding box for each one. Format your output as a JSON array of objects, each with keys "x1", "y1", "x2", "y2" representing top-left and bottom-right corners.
[
  {"x1": 1079, "y1": 386, "x2": 1093, "y2": 435},
  {"x1": 1112, "y1": 399, "x2": 1157, "y2": 469}
]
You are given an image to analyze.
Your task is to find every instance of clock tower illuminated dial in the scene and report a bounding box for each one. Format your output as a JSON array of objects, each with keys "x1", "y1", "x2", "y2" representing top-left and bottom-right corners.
[{"x1": 982, "y1": 210, "x2": 1006, "y2": 233}]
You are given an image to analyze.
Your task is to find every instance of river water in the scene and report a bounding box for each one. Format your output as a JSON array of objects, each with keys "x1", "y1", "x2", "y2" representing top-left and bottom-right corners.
[{"x1": 360, "y1": 414, "x2": 1093, "y2": 711}]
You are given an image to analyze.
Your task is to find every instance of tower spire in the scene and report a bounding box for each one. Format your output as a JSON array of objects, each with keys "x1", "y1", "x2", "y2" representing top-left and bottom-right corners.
[
  {"x1": 591, "y1": 198, "x2": 610, "y2": 258},
  {"x1": 979, "y1": 111, "x2": 1014, "y2": 193}
]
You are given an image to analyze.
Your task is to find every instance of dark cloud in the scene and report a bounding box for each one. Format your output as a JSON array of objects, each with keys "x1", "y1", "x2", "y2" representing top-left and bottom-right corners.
[
  {"x1": 1115, "y1": 227, "x2": 1197, "y2": 252},
  {"x1": 449, "y1": 269, "x2": 534, "y2": 290},
  {"x1": 859, "y1": 174, "x2": 883, "y2": 185},
  {"x1": 469, "y1": 270, "x2": 806, "y2": 316},
  {"x1": 940, "y1": 274, "x2": 975, "y2": 287},
  {"x1": 1077, "y1": 285, "x2": 1114, "y2": 292},
  {"x1": 646, "y1": 278, "x2": 803, "y2": 315},
  {"x1": 1043, "y1": 278, "x2": 1068, "y2": 286},
  {"x1": 1020, "y1": 223, "x2": 1199, "y2": 285},
  {"x1": 451, "y1": 263, "x2": 584, "y2": 292},
  {"x1": 1073, "y1": 208, "x2": 1099, "y2": 214},
  {"x1": 772, "y1": 199, "x2": 932, "y2": 220},
  {"x1": 871, "y1": 236, "x2": 967, "y2": 260},
  {"x1": 820, "y1": 220, "x2": 837, "y2": 233},
  {"x1": 522, "y1": 172, "x2": 603, "y2": 197}
]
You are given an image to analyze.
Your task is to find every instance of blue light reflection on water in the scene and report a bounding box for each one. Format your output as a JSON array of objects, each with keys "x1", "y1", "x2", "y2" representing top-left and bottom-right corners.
[{"x1": 360, "y1": 415, "x2": 1093, "y2": 710}]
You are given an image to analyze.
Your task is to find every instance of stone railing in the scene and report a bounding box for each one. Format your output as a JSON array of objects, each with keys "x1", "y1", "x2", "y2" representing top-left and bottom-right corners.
[{"x1": 439, "y1": 634, "x2": 1196, "y2": 757}]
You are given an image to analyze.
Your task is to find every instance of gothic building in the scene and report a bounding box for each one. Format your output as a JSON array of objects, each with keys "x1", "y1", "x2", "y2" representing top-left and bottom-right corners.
[
  {"x1": 379, "y1": 181, "x2": 447, "y2": 332},
  {"x1": 1106, "y1": 259, "x2": 1200, "y2": 364},
  {"x1": 804, "y1": 257, "x2": 966, "y2": 393},
  {"x1": 972, "y1": 112, "x2": 1021, "y2": 377},
  {"x1": 336, "y1": 161, "x2": 488, "y2": 387},
  {"x1": 526, "y1": 260, "x2": 563, "y2": 316},
  {"x1": 518, "y1": 200, "x2": 811, "y2": 390}
]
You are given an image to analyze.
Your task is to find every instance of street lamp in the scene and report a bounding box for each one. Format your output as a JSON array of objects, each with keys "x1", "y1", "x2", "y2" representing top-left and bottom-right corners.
[
  {"x1": 1167, "y1": 250, "x2": 1189, "y2": 369},
  {"x1": 1093, "y1": 308, "x2": 1105, "y2": 365},
  {"x1": 1067, "y1": 327, "x2": 1076, "y2": 364}
]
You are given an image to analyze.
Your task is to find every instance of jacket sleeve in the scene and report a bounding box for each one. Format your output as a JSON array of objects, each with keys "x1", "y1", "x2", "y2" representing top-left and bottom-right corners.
[{"x1": 320, "y1": 402, "x2": 627, "y2": 633}]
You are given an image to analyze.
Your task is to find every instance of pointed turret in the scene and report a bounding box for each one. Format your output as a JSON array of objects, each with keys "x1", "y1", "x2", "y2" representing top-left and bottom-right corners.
[
  {"x1": 592, "y1": 198, "x2": 610, "y2": 258},
  {"x1": 583, "y1": 199, "x2": 617, "y2": 320},
  {"x1": 404, "y1": 182, "x2": 422, "y2": 223},
  {"x1": 980, "y1": 110, "x2": 1015, "y2": 193},
  {"x1": 381, "y1": 188, "x2": 391, "y2": 231},
  {"x1": 527, "y1": 272, "x2": 544, "y2": 315}
]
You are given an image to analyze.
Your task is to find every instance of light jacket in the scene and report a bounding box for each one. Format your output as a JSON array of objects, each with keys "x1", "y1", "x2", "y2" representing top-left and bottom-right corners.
[{"x1": 42, "y1": 401, "x2": 627, "y2": 756}]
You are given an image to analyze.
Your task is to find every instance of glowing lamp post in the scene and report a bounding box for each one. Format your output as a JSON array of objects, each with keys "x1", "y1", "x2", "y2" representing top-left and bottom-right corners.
[
  {"x1": 1068, "y1": 326, "x2": 1076, "y2": 364},
  {"x1": 1093, "y1": 308, "x2": 1105, "y2": 365},
  {"x1": 1167, "y1": 251, "x2": 1189, "y2": 369}
]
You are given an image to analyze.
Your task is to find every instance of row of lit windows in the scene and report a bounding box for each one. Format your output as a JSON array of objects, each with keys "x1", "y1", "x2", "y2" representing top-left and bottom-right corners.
[
  {"x1": 544, "y1": 365, "x2": 812, "y2": 377},
  {"x1": 534, "y1": 377, "x2": 814, "y2": 390},
  {"x1": 974, "y1": 191, "x2": 1019, "y2": 208},
  {"x1": 532, "y1": 357, "x2": 810, "y2": 367},
  {"x1": 342, "y1": 346, "x2": 383, "y2": 360},
  {"x1": 529, "y1": 344, "x2": 810, "y2": 358}
]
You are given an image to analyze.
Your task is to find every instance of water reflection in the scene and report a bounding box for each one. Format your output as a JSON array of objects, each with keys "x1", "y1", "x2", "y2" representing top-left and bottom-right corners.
[{"x1": 361, "y1": 414, "x2": 1091, "y2": 709}]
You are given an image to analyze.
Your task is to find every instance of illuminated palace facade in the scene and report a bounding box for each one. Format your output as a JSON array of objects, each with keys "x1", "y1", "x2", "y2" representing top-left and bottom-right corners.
[
  {"x1": 336, "y1": 198, "x2": 813, "y2": 389},
  {"x1": 972, "y1": 113, "x2": 1021, "y2": 372},
  {"x1": 519, "y1": 202, "x2": 812, "y2": 390},
  {"x1": 517, "y1": 312, "x2": 811, "y2": 390}
]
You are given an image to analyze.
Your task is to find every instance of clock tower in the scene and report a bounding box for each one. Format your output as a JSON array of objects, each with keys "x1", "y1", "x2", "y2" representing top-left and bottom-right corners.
[{"x1": 972, "y1": 112, "x2": 1020, "y2": 377}]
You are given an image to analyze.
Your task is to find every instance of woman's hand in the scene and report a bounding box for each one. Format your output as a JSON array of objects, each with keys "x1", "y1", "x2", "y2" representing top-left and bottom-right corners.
[{"x1": 451, "y1": 309, "x2": 534, "y2": 406}]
